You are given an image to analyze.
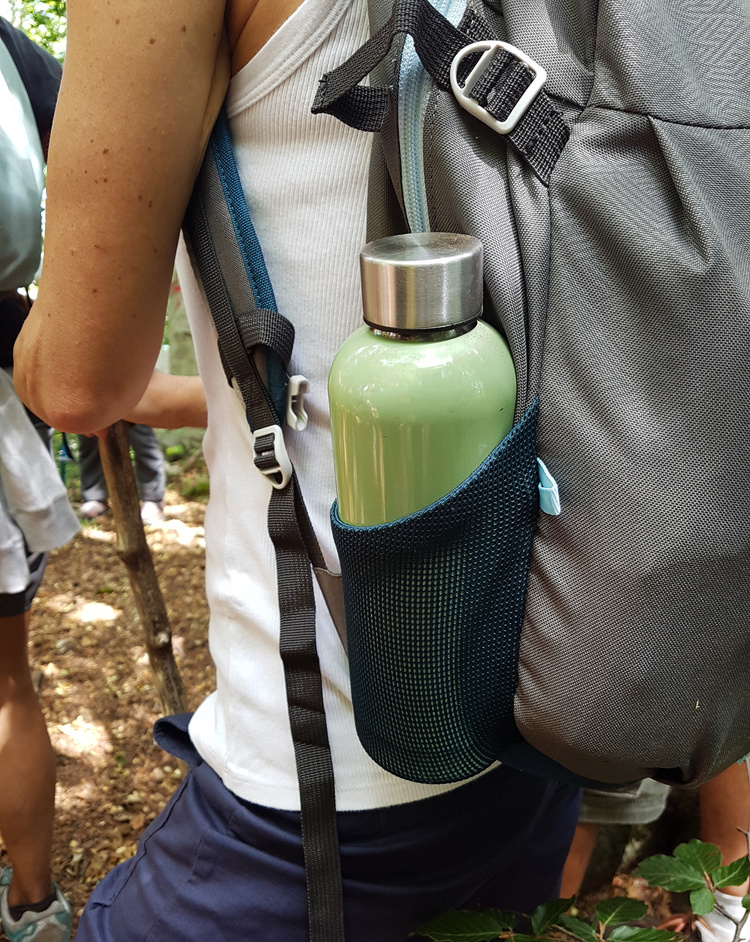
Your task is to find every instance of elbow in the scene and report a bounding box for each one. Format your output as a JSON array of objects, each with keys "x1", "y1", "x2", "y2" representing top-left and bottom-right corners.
[
  {"x1": 14, "y1": 358, "x2": 132, "y2": 435},
  {"x1": 15, "y1": 376, "x2": 108, "y2": 434},
  {"x1": 14, "y1": 316, "x2": 152, "y2": 433},
  {"x1": 37, "y1": 403, "x2": 113, "y2": 436}
]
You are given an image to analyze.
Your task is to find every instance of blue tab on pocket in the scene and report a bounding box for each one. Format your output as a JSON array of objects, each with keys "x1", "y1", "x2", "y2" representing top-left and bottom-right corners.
[{"x1": 537, "y1": 457, "x2": 561, "y2": 515}]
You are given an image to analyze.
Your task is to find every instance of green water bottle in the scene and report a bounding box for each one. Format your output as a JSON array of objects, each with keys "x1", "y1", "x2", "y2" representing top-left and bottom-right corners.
[{"x1": 329, "y1": 232, "x2": 517, "y2": 526}]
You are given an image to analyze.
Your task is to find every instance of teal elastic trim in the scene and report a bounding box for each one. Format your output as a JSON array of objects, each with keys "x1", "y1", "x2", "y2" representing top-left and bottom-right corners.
[{"x1": 537, "y1": 457, "x2": 561, "y2": 515}]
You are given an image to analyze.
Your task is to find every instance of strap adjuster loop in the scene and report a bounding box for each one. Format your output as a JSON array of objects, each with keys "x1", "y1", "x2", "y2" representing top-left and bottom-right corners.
[
  {"x1": 253, "y1": 424, "x2": 293, "y2": 489},
  {"x1": 286, "y1": 375, "x2": 310, "y2": 432},
  {"x1": 450, "y1": 40, "x2": 547, "y2": 135}
]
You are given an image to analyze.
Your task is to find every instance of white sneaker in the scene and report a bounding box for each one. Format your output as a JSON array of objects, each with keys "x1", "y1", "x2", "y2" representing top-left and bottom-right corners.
[
  {"x1": 0, "y1": 868, "x2": 72, "y2": 942},
  {"x1": 78, "y1": 499, "x2": 109, "y2": 520},
  {"x1": 698, "y1": 890, "x2": 750, "y2": 942},
  {"x1": 140, "y1": 500, "x2": 165, "y2": 524}
]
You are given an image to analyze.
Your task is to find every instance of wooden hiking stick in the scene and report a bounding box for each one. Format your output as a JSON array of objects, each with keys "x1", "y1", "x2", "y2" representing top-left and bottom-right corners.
[{"x1": 99, "y1": 420, "x2": 186, "y2": 715}]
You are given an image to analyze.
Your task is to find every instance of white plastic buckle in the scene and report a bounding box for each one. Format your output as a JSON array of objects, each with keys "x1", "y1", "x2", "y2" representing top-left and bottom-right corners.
[
  {"x1": 286, "y1": 375, "x2": 309, "y2": 432},
  {"x1": 450, "y1": 40, "x2": 547, "y2": 135},
  {"x1": 253, "y1": 424, "x2": 292, "y2": 490}
]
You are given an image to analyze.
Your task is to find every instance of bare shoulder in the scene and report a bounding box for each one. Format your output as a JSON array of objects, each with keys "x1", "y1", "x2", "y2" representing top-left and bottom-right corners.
[{"x1": 226, "y1": 0, "x2": 306, "y2": 73}]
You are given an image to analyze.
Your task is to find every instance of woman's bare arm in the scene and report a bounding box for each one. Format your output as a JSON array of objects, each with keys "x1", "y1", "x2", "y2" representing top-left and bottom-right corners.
[
  {"x1": 14, "y1": 0, "x2": 228, "y2": 434},
  {"x1": 124, "y1": 370, "x2": 207, "y2": 429}
]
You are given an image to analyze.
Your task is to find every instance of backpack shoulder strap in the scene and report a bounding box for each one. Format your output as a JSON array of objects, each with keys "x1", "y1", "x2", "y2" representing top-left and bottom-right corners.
[{"x1": 183, "y1": 109, "x2": 345, "y2": 942}]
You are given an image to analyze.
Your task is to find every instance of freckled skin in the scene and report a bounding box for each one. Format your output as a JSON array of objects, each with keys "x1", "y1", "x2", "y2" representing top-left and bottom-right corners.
[
  {"x1": 13, "y1": 1, "x2": 229, "y2": 430},
  {"x1": 13, "y1": 0, "x2": 304, "y2": 433}
]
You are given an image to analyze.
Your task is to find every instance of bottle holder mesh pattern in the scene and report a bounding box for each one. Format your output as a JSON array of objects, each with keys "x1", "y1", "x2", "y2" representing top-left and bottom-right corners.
[{"x1": 331, "y1": 401, "x2": 540, "y2": 784}]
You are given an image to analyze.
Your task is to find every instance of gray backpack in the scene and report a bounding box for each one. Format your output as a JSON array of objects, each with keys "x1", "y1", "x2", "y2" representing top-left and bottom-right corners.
[
  {"x1": 312, "y1": 0, "x2": 750, "y2": 790},
  {"x1": 187, "y1": 3, "x2": 749, "y2": 935}
]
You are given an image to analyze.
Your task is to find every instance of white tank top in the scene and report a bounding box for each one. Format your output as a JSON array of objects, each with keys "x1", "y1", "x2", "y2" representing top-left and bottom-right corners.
[{"x1": 178, "y1": 0, "x2": 480, "y2": 810}]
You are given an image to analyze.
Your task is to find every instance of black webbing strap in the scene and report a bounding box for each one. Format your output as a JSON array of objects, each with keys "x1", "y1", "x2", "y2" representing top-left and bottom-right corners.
[
  {"x1": 183, "y1": 120, "x2": 345, "y2": 942},
  {"x1": 312, "y1": 0, "x2": 569, "y2": 183},
  {"x1": 236, "y1": 307, "x2": 295, "y2": 371},
  {"x1": 183, "y1": 234, "x2": 272, "y2": 425},
  {"x1": 270, "y1": 474, "x2": 345, "y2": 941}
]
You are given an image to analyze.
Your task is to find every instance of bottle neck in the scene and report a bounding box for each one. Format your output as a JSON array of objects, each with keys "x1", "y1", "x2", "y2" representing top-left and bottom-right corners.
[{"x1": 369, "y1": 319, "x2": 477, "y2": 343}]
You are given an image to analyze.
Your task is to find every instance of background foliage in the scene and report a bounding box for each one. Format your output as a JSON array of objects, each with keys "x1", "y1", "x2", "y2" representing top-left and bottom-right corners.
[
  {"x1": 6, "y1": 0, "x2": 66, "y2": 59},
  {"x1": 416, "y1": 841, "x2": 750, "y2": 942}
]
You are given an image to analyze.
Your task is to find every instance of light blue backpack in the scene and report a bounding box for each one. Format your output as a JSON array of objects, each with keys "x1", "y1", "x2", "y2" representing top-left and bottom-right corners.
[{"x1": 0, "y1": 35, "x2": 44, "y2": 293}]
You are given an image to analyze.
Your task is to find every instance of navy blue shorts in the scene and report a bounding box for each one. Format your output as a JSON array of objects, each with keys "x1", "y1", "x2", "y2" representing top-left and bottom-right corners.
[{"x1": 76, "y1": 714, "x2": 581, "y2": 942}]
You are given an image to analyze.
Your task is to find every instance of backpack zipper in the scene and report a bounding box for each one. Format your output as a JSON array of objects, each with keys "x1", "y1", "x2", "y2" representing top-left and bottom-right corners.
[{"x1": 397, "y1": 0, "x2": 467, "y2": 232}]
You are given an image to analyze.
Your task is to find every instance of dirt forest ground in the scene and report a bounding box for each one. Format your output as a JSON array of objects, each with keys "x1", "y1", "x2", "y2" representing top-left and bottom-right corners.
[
  {"x1": 0, "y1": 453, "x2": 690, "y2": 939},
  {"x1": 0, "y1": 456, "x2": 214, "y2": 939}
]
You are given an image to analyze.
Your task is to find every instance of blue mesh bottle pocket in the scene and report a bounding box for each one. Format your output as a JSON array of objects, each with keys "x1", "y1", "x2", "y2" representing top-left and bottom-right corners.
[{"x1": 330, "y1": 401, "x2": 540, "y2": 784}]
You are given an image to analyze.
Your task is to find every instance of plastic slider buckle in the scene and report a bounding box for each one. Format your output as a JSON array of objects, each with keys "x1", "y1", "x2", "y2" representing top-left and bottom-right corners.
[
  {"x1": 286, "y1": 375, "x2": 309, "y2": 432},
  {"x1": 252, "y1": 424, "x2": 292, "y2": 490},
  {"x1": 450, "y1": 40, "x2": 547, "y2": 135}
]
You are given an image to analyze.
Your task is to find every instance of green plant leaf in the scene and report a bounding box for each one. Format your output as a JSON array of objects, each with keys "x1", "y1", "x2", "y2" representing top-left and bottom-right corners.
[
  {"x1": 531, "y1": 898, "x2": 575, "y2": 935},
  {"x1": 608, "y1": 928, "x2": 679, "y2": 942},
  {"x1": 595, "y1": 898, "x2": 648, "y2": 927},
  {"x1": 165, "y1": 444, "x2": 186, "y2": 461},
  {"x1": 713, "y1": 858, "x2": 750, "y2": 889},
  {"x1": 742, "y1": 894, "x2": 750, "y2": 912},
  {"x1": 690, "y1": 887, "x2": 716, "y2": 916},
  {"x1": 415, "y1": 910, "x2": 507, "y2": 941},
  {"x1": 481, "y1": 911, "x2": 517, "y2": 932},
  {"x1": 674, "y1": 841, "x2": 723, "y2": 877},
  {"x1": 557, "y1": 914, "x2": 599, "y2": 942},
  {"x1": 636, "y1": 855, "x2": 707, "y2": 892}
]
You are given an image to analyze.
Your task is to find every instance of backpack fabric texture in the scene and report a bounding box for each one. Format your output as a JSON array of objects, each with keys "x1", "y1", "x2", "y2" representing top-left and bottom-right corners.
[{"x1": 314, "y1": 0, "x2": 750, "y2": 789}]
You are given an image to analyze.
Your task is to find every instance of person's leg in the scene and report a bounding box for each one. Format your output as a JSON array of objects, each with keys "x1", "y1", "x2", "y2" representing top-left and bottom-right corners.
[
  {"x1": 0, "y1": 564, "x2": 72, "y2": 941},
  {"x1": 128, "y1": 424, "x2": 166, "y2": 504},
  {"x1": 560, "y1": 822, "x2": 600, "y2": 898},
  {"x1": 701, "y1": 761, "x2": 750, "y2": 887},
  {"x1": 559, "y1": 780, "x2": 671, "y2": 897},
  {"x1": 78, "y1": 434, "x2": 109, "y2": 503},
  {"x1": 0, "y1": 607, "x2": 56, "y2": 907},
  {"x1": 697, "y1": 762, "x2": 750, "y2": 942}
]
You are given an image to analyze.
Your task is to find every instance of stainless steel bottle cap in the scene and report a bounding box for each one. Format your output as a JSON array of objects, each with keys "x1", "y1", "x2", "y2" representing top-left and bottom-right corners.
[{"x1": 360, "y1": 232, "x2": 483, "y2": 332}]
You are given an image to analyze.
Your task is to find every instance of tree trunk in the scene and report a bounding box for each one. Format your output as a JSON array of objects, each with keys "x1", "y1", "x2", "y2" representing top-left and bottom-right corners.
[{"x1": 99, "y1": 421, "x2": 186, "y2": 716}]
